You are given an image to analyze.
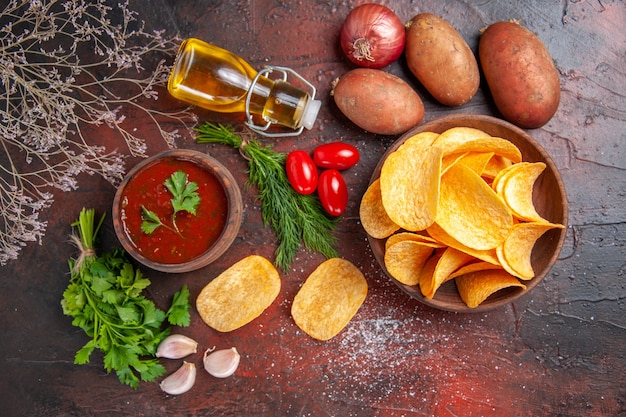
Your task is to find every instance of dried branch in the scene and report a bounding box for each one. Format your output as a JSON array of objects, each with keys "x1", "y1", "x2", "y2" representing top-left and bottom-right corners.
[{"x1": 0, "y1": 0, "x2": 198, "y2": 265}]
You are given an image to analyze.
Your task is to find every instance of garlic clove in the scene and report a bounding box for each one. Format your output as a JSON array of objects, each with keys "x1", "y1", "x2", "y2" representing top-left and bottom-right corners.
[
  {"x1": 159, "y1": 361, "x2": 196, "y2": 395},
  {"x1": 203, "y1": 347, "x2": 240, "y2": 378},
  {"x1": 156, "y1": 334, "x2": 198, "y2": 359}
]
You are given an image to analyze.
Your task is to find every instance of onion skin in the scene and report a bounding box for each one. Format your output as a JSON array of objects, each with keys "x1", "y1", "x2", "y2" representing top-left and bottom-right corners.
[{"x1": 340, "y1": 4, "x2": 406, "y2": 69}]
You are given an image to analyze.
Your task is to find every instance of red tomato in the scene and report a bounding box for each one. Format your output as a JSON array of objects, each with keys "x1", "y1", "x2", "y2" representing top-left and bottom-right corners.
[
  {"x1": 313, "y1": 142, "x2": 360, "y2": 170},
  {"x1": 286, "y1": 150, "x2": 318, "y2": 195},
  {"x1": 318, "y1": 169, "x2": 348, "y2": 216}
]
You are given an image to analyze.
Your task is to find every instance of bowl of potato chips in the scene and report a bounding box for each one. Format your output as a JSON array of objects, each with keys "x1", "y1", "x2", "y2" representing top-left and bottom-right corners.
[{"x1": 360, "y1": 114, "x2": 568, "y2": 312}]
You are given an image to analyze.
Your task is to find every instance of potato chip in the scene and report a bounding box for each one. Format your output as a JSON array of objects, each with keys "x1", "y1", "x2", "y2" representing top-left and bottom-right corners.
[
  {"x1": 291, "y1": 258, "x2": 367, "y2": 341},
  {"x1": 482, "y1": 155, "x2": 513, "y2": 179},
  {"x1": 433, "y1": 127, "x2": 522, "y2": 163},
  {"x1": 497, "y1": 221, "x2": 565, "y2": 280},
  {"x1": 196, "y1": 255, "x2": 280, "y2": 332},
  {"x1": 499, "y1": 162, "x2": 550, "y2": 222},
  {"x1": 455, "y1": 269, "x2": 526, "y2": 308},
  {"x1": 420, "y1": 247, "x2": 475, "y2": 299},
  {"x1": 434, "y1": 127, "x2": 491, "y2": 146},
  {"x1": 380, "y1": 143, "x2": 443, "y2": 231},
  {"x1": 359, "y1": 179, "x2": 400, "y2": 239},
  {"x1": 447, "y1": 261, "x2": 503, "y2": 280},
  {"x1": 385, "y1": 231, "x2": 443, "y2": 248},
  {"x1": 459, "y1": 151, "x2": 495, "y2": 175},
  {"x1": 491, "y1": 163, "x2": 518, "y2": 196},
  {"x1": 436, "y1": 162, "x2": 513, "y2": 250},
  {"x1": 443, "y1": 137, "x2": 522, "y2": 163},
  {"x1": 384, "y1": 239, "x2": 439, "y2": 285},
  {"x1": 426, "y1": 222, "x2": 500, "y2": 265},
  {"x1": 443, "y1": 151, "x2": 495, "y2": 176},
  {"x1": 418, "y1": 253, "x2": 440, "y2": 290},
  {"x1": 402, "y1": 131, "x2": 440, "y2": 150}
]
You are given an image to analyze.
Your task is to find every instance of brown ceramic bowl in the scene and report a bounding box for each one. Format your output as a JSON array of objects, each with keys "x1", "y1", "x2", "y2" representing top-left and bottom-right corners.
[
  {"x1": 113, "y1": 149, "x2": 243, "y2": 273},
  {"x1": 367, "y1": 114, "x2": 568, "y2": 312}
]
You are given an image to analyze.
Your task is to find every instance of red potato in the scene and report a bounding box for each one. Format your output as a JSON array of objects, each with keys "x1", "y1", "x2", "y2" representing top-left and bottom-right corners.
[
  {"x1": 405, "y1": 13, "x2": 480, "y2": 107},
  {"x1": 479, "y1": 21, "x2": 561, "y2": 129},
  {"x1": 331, "y1": 68, "x2": 424, "y2": 135}
]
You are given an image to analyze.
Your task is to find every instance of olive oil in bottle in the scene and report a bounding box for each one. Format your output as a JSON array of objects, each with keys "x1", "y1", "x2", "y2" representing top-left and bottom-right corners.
[{"x1": 168, "y1": 38, "x2": 320, "y2": 135}]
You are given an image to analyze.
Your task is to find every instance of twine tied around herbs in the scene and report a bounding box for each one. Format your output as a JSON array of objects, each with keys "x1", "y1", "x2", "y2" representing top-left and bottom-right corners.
[
  {"x1": 236, "y1": 127, "x2": 257, "y2": 162},
  {"x1": 69, "y1": 233, "x2": 96, "y2": 275}
]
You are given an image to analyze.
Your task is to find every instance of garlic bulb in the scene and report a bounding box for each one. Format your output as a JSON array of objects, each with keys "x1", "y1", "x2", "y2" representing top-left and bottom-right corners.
[
  {"x1": 203, "y1": 347, "x2": 240, "y2": 378},
  {"x1": 159, "y1": 361, "x2": 196, "y2": 395},
  {"x1": 156, "y1": 334, "x2": 198, "y2": 359}
]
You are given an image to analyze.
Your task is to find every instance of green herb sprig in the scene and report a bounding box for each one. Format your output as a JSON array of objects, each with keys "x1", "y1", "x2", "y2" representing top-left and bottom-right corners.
[
  {"x1": 61, "y1": 208, "x2": 192, "y2": 389},
  {"x1": 141, "y1": 170, "x2": 200, "y2": 236},
  {"x1": 195, "y1": 122, "x2": 339, "y2": 271}
]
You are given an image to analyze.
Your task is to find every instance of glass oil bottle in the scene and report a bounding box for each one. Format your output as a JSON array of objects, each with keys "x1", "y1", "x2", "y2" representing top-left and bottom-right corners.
[{"x1": 167, "y1": 38, "x2": 321, "y2": 136}]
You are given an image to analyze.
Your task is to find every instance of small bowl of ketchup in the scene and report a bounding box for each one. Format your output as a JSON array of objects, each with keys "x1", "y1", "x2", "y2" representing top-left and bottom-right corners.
[{"x1": 112, "y1": 149, "x2": 243, "y2": 273}]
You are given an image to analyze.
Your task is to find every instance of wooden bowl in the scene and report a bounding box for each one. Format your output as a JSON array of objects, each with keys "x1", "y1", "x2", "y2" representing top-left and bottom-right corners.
[
  {"x1": 113, "y1": 149, "x2": 243, "y2": 273},
  {"x1": 367, "y1": 114, "x2": 568, "y2": 312}
]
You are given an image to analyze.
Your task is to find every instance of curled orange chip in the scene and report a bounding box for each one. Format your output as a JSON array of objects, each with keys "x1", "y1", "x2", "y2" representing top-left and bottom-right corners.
[
  {"x1": 497, "y1": 221, "x2": 565, "y2": 280},
  {"x1": 500, "y1": 162, "x2": 549, "y2": 222},
  {"x1": 380, "y1": 144, "x2": 442, "y2": 231},
  {"x1": 291, "y1": 258, "x2": 367, "y2": 341},
  {"x1": 426, "y1": 222, "x2": 500, "y2": 265},
  {"x1": 418, "y1": 253, "x2": 441, "y2": 291},
  {"x1": 482, "y1": 155, "x2": 513, "y2": 179},
  {"x1": 433, "y1": 128, "x2": 522, "y2": 164},
  {"x1": 491, "y1": 163, "x2": 518, "y2": 196},
  {"x1": 402, "y1": 131, "x2": 440, "y2": 148},
  {"x1": 456, "y1": 269, "x2": 527, "y2": 308},
  {"x1": 196, "y1": 255, "x2": 281, "y2": 332},
  {"x1": 436, "y1": 163, "x2": 513, "y2": 250},
  {"x1": 420, "y1": 247, "x2": 475, "y2": 299},
  {"x1": 447, "y1": 261, "x2": 503, "y2": 280},
  {"x1": 443, "y1": 151, "x2": 495, "y2": 176},
  {"x1": 445, "y1": 137, "x2": 522, "y2": 163},
  {"x1": 360, "y1": 179, "x2": 400, "y2": 239},
  {"x1": 384, "y1": 239, "x2": 439, "y2": 285},
  {"x1": 385, "y1": 231, "x2": 443, "y2": 248},
  {"x1": 434, "y1": 127, "x2": 491, "y2": 146}
]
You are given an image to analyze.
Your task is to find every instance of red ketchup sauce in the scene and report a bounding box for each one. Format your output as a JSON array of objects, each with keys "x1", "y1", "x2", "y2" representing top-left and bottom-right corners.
[{"x1": 119, "y1": 157, "x2": 228, "y2": 264}]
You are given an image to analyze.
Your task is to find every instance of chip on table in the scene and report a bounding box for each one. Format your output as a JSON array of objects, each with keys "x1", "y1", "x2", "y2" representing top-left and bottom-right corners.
[
  {"x1": 196, "y1": 255, "x2": 281, "y2": 332},
  {"x1": 291, "y1": 258, "x2": 367, "y2": 341}
]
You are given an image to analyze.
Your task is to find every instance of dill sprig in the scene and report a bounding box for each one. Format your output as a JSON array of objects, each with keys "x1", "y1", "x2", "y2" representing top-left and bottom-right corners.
[{"x1": 195, "y1": 122, "x2": 339, "y2": 271}]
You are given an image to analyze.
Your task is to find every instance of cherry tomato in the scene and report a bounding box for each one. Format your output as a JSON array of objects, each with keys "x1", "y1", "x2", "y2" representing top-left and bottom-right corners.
[
  {"x1": 313, "y1": 142, "x2": 360, "y2": 170},
  {"x1": 318, "y1": 169, "x2": 348, "y2": 216},
  {"x1": 286, "y1": 150, "x2": 318, "y2": 195}
]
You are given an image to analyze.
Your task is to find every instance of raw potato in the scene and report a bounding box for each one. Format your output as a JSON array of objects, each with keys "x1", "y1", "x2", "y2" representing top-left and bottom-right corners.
[
  {"x1": 479, "y1": 21, "x2": 560, "y2": 129},
  {"x1": 405, "y1": 13, "x2": 479, "y2": 107},
  {"x1": 332, "y1": 68, "x2": 424, "y2": 135},
  {"x1": 196, "y1": 255, "x2": 281, "y2": 332}
]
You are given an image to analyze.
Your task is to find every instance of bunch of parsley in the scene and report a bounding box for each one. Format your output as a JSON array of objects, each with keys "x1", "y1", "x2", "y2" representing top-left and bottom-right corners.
[{"x1": 61, "y1": 208, "x2": 191, "y2": 388}]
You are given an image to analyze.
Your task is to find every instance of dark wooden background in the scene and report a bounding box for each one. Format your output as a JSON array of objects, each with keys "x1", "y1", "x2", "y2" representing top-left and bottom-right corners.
[{"x1": 1, "y1": 1, "x2": 624, "y2": 416}]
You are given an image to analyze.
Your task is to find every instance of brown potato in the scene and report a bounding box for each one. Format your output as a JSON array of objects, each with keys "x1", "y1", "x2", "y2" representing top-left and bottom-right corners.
[
  {"x1": 331, "y1": 68, "x2": 424, "y2": 135},
  {"x1": 405, "y1": 13, "x2": 479, "y2": 107},
  {"x1": 479, "y1": 21, "x2": 560, "y2": 129}
]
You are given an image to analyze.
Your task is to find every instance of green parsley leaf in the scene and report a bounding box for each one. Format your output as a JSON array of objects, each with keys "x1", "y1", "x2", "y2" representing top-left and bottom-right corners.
[
  {"x1": 165, "y1": 285, "x2": 191, "y2": 327},
  {"x1": 166, "y1": 171, "x2": 201, "y2": 216},
  {"x1": 140, "y1": 206, "x2": 163, "y2": 234}
]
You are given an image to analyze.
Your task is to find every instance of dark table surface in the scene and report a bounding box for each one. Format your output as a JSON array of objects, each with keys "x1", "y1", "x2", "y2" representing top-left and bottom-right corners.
[{"x1": 1, "y1": 1, "x2": 624, "y2": 416}]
